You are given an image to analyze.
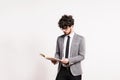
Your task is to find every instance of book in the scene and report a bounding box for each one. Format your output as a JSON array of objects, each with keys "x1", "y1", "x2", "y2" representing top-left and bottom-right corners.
[{"x1": 40, "y1": 53, "x2": 61, "y2": 61}]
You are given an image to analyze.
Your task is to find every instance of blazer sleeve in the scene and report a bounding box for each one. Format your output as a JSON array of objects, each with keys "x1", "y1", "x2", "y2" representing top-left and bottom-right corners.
[
  {"x1": 68, "y1": 36, "x2": 85, "y2": 66},
  {"x1": 55, "y1": 37, "x2": 60, "y2": 59}
]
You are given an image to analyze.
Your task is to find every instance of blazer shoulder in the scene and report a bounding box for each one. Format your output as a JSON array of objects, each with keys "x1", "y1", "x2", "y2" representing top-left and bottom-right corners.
[
  {"x1": 57, "y1": 34, "x2": 65, "y2": 39},
  {"x1": 75, "y1": 33, "x2": 85, "y2": 40}
]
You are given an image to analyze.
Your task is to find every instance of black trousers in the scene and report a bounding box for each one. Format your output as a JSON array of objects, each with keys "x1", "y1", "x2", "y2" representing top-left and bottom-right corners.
[{"x1": 56, "y1": 66, "x2": 82, "y2": 80}]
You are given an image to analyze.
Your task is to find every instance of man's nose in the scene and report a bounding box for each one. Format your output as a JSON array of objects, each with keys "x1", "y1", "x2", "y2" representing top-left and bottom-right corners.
[{"x1": 61, "y1": 29, "x2": 65, "y2": 32}]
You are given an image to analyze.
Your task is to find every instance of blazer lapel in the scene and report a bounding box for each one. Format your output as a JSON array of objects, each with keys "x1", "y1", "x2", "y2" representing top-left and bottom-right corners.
[{"x1": 70, "y1": 33, "x2": 77, "y2": 57}]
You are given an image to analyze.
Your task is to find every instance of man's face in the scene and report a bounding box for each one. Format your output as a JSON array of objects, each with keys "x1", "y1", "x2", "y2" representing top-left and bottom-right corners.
[{"x1": 61, "y1": 26, "x2": 73, "y2": 35}]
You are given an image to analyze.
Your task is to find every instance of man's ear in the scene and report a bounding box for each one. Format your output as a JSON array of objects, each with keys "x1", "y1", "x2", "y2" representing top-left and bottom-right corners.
[{"x1": 70, "y1": 25, "x2": 74, "y2": 30}]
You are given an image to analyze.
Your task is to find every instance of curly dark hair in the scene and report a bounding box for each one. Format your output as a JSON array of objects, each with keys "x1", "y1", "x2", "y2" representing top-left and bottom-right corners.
[{"x1": 58, "y1": 15, "x2": 74, "y2": 29}]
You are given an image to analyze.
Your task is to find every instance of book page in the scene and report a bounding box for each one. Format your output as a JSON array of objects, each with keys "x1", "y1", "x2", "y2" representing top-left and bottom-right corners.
[{"x1": 40, "y1": 53, "x2": 60, "y2": 61}]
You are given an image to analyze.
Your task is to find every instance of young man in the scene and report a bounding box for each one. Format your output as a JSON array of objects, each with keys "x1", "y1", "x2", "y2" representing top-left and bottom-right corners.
[{"x1": 51, "y1": 15, "x2": 85, "y2": 80}]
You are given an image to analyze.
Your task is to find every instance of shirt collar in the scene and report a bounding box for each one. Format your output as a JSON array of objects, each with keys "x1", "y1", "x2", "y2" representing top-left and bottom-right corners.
[{"x1": 68, "y1": 31, "x2": 74, "y2": 38}]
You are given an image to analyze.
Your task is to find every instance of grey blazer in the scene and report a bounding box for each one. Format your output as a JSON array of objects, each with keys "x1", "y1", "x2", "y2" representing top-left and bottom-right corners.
[{"x1": 55, "y1": 33, "x2": 85, "y2": 76}]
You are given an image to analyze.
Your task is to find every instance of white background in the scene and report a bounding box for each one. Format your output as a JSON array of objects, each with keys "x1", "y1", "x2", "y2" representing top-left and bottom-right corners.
[{"x1": 0, "y1": 0, "x2": 120, "y2": 80}]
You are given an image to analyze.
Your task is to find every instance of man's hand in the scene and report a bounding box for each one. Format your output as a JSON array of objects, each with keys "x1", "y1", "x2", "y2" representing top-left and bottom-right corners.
[{"x1": 60, "y1": 58, "x2": 69, "y2": 64}]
